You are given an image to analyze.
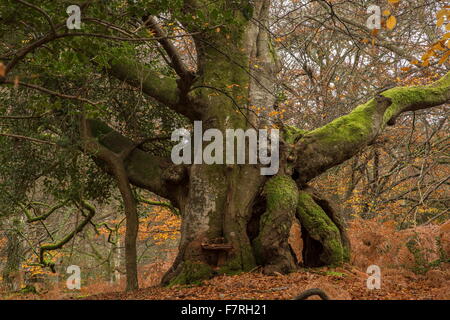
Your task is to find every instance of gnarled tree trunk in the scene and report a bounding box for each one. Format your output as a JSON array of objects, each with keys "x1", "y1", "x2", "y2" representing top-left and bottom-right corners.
[{"x1": 157, "y1": 0, "x2": 350, "y2": 285}]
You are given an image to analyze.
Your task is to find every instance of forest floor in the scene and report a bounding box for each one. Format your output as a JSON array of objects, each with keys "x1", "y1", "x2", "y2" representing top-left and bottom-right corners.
[
  {"x1": 3, "y1": 219, "x2": 450, "y2": 300},
  {"x1": 82, "y1": 264, "x2": 450, "y2": 300},
  {"x1": 5, "y1": 262, "x2": 449, "y2": 300}
]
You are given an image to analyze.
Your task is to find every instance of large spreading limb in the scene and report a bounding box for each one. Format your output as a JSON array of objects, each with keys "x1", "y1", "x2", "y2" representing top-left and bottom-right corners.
[
  {"x1": 105, "y1": 57, "x2": 202, "y2": 120},
  {"x1": 80, "y1": 116, "x2": 189, "y2": 290},
  {"x1": 87, "y1": 119, "x2": 187, "y2": 206},
  {"x1": 293, "y1": 71, "x2": 450, "y2": 185}
]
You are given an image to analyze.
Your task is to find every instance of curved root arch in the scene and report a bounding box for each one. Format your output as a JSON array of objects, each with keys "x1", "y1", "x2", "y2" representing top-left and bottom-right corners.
[
  {"x1": 296, "y1": 189, "x2": 350, "y2": 267},
  {"x1": 254, "y1": 176, "x2": 350, "y2": 273}
]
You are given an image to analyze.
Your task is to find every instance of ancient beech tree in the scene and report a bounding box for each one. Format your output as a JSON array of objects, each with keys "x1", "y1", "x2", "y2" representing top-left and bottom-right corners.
[
  {"x1": 1, "y1": 0, "x2": 449, "y2": 291},
  {"x1": 87, "y1": 1, "x2": 450, "y2": 286}
]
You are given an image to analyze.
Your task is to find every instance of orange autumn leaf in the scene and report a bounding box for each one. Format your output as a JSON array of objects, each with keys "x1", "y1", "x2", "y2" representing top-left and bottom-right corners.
[
  {"x1": 386, "y1": 15, "x2": 397, "y2": 30},
  {"x1": 0, "y1": 62, "x2": 5, "y2": 77}
]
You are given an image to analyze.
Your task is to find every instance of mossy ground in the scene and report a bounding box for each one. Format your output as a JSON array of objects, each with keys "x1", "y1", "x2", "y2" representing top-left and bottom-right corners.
[{"x1": 168, "y1": 261, "x2": 214, "y2": 287}]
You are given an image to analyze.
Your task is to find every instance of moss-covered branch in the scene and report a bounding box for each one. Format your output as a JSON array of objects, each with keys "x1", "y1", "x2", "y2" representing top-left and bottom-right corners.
[
  {"x1": 20, "y1": 200, "x2": 68, "y2": 223},
  {"x1": 107, "y1": 57, "x2": 202, "y2": 120},
  {"x1": 108, "y1": 57, "x2": 176, "y2": 106},
  {"x1": 382, "y1": 71, "x2": 450, "y2": 121},
  {"x1": 38, "y1": 200, "x2": 96, "y2": 270},
  {"x1": 87, "y1": 119, "x2": 186, "y2": 205},
  {"x1": 293, "y1": 72, "x2": 450, "y2": 184}
]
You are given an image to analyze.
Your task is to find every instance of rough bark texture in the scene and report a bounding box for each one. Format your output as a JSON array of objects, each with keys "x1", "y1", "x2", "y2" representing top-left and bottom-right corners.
[
  {"x1": 293, "y1": 74, "x2": 450, "y2": 185},
  {"x1": 253, "y1": 175, "x2": 298, "y2": 274}
]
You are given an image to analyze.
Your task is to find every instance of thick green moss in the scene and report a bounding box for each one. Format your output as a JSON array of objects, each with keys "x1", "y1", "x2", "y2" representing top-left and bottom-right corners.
[
  {"x1": 283, "y1": 125, "x2": 308, "y2": 144},
  {"x1": 264, "y1": 175, "x2": 299, "y2": 212},
  {"x1": 297, "y1": 191, "x2": 344, "y2": 266},
  {"x1": 253, "y1": 175, "x2": 298, "y2": 269},
  {"x1": 382, "y1": 78, "x2": 450, "y2": 123},
  {"x1": 306, "y1": 102, "x2": 376, "y2": 147},
  {"x1": 168, "y1": 261, "x2": 214, "y2": 286}
]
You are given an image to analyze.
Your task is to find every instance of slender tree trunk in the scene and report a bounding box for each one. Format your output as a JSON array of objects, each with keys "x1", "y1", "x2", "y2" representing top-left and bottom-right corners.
[
  {"x1": 2, "y1": 218, "x2": 23, "y2": 291},
  {"x1": 80, "y1": 118, "x2": 139, "y2": 291},
  {"x1": 110, "y1": 159, "x2": 139, "y2": 291},
  {"x1": 110, "y1": 226, "x2": 122, "y2": 285}
]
